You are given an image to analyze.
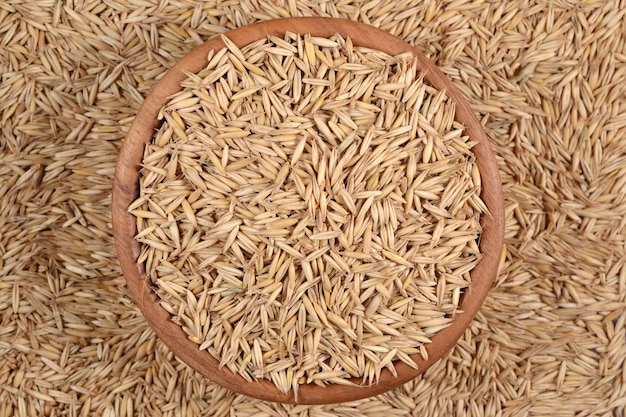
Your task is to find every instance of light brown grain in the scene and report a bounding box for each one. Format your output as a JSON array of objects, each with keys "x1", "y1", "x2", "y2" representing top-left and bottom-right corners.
[{"x1": 1, "y1": 0, "x2": 625, "y2": 415}]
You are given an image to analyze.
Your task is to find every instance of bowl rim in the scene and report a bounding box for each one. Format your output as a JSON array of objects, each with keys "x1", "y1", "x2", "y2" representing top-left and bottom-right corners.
[{"x1": 112, "y1": 16, "x2": 505, "y2": 405}]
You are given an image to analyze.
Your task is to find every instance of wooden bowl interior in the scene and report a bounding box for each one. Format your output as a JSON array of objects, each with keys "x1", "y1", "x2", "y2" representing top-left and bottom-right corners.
[{"x1": 112, "y1": 17, "x2": 505, "y2": 405}]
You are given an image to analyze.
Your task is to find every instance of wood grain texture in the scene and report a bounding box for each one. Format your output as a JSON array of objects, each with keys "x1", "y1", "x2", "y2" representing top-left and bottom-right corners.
[{"x1": 112, "y1": 17, "x2": 505, "y2": 404}]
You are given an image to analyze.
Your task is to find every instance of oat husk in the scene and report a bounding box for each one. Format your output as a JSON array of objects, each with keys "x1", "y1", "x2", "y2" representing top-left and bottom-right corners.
[{"x1": 0, "y1": 1, "x2": 624, "y2": 416}]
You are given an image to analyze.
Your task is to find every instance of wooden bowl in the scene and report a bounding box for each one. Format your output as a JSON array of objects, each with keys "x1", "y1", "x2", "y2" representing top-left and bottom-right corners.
[{"x1": 112, "y1": 17, "x2": 505, "y2": 405}]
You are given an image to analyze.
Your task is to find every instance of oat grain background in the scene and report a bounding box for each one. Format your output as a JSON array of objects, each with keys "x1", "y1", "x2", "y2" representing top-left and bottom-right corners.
[{"x1": 0, "y1": 1, "x2": 625, "y2": 416}]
